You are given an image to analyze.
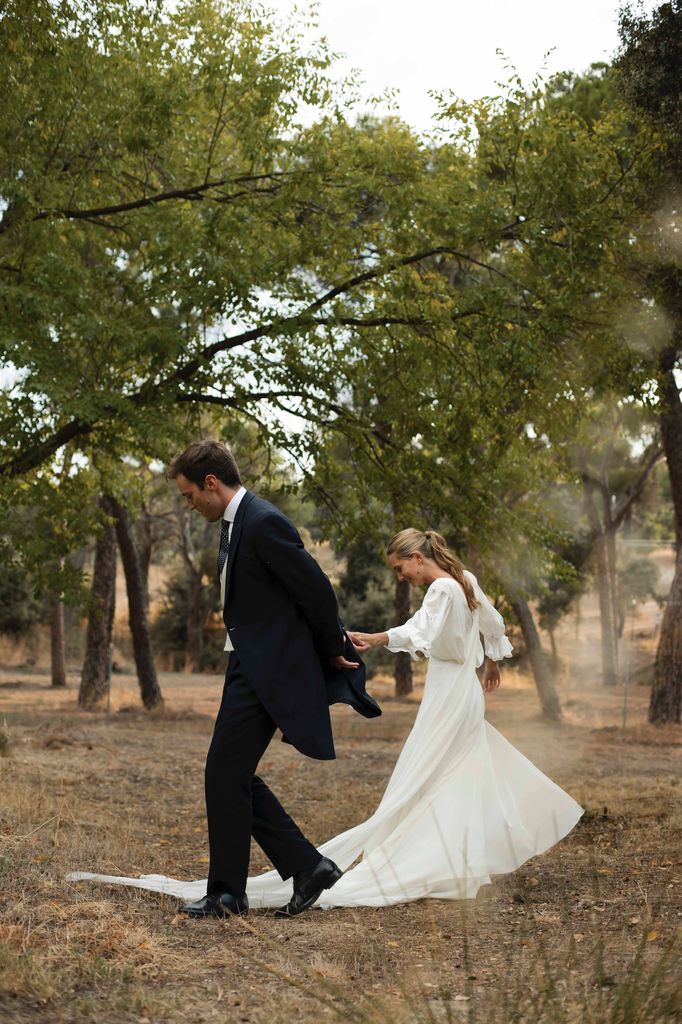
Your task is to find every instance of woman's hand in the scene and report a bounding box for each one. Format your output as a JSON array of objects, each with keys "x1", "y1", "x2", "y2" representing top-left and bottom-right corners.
[
  {"x1": 482, "y1": 658, "x2": 501, "y2": 694},
  {"x1": 348, "y1": 631, "x2": 388, "y2": 652}
]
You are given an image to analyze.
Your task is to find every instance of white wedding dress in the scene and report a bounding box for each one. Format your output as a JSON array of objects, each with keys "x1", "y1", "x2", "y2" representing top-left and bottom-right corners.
[{"x1": 68, "y1": 573, "x2": 583, "y2": 907}]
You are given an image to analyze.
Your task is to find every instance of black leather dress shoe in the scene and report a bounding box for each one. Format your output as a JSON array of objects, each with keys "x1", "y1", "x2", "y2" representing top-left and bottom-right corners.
[
  {"x1": 275, "y1": 857, "x2": 343, "y2": 918},
  {"x1": 180, "y1": 891, "x2": 249, "y2": 918}
]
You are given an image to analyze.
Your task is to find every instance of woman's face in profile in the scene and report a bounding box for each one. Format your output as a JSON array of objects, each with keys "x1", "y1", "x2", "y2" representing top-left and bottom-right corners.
[{"x1": 387, "y1": 552, "x2": 423, "y2": 586}]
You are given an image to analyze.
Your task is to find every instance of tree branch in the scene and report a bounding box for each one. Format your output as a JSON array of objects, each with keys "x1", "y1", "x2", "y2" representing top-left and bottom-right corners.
[
  {"x1": 580, "y1": 440, "x2": 663, "y2": 543},
  {"x1": 0, "y1": 419, "x2": 94, "y2": 478},
  {"x1": 0, "y1": 244, "x2": 546, "y2": 478},
  {"x1": 610, "y1": 442, "x2": 664, "y2": 532},
  {"x1": 10, "y1": 173, "x2": 289, "y2": 229},
  {"x1": 311, "y1": 309, "x2": 485, "y2": 328},
  {"x1": 176, "y1": 246, "x2": 542, "y2": 382}
]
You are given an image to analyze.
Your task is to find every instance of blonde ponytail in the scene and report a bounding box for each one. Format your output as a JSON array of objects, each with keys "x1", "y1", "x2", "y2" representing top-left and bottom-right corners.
[{"x1": 386, "y1": 528, "x2": 480, "y2": 612}]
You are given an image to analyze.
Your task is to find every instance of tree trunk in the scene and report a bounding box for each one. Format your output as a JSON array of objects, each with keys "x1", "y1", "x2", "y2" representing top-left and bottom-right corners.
[
  {"x1": 175, "y1": 503, "x2": 212, "y2": 674},
  {"x1": 511, "y1": 594, "x2": 562, "y2": 720},
  {"x1": 63, "y1": 548, "x2": 87, "y2": 655},
  {"x1": 184, "y1": 570, "x2": 205, "y2": 673},
  {"x1": 650, "y1": 341, "x2": 682, "y2": 723},
  {"x1": 106, "y1": 495, "x2": 163, "y2": 710},
  {"x1": 594, "y1": 535, "x2": 618, "y2": 685},
  {"x1": 548, "y1": 627, "x2": 558, "y2": 667},
  {"x1": 78, "y1": 518, "x2": 116, "y2": 709},
  {"x1": 581, "y1": 477, "x2": 618, "y2": 685},
  {"x1": 137, "y1": 504, "x2": 153, "y2": 596},
  {"x1": 49, "y1": 594, "x2": 67, "y2": 687},
  {"x1": 650, "y1": 547, "x2": 682, "y2": 723},
  {"x1": 393, "y1": 577, "x2": 413, "y2": 697},
  {"x1": 602, "y1": 490, "x2": 620, "y2": 677}
]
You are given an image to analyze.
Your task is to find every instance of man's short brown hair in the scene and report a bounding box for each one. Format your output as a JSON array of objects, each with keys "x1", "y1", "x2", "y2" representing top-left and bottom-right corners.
[{"x1": 168, "y1": 440, "x2": 241, "y2": 489}]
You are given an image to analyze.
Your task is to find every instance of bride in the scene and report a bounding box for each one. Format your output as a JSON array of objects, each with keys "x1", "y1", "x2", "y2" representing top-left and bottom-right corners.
[{"x1": 69, "y1": 528, "x2": 582, "y2": 908}]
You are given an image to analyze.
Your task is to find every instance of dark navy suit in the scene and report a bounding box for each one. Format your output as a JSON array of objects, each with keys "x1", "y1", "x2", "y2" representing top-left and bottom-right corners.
[{"x1": 205, "y1": 490, "x2": 380, "y2": 896}]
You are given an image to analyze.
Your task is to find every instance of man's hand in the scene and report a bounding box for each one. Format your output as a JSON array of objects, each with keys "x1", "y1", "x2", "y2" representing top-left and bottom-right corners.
[
  {"x1": 331, "y1": 654, "x2": 360, "y2": 670},
  {"x1": 482, "y1": 658, "x2": 501, "y2": 694}
]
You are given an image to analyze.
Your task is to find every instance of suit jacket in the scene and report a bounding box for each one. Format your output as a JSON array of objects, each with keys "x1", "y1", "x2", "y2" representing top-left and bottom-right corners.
[{"x1": 223, "y1": 491, "x2": 380, "y2": 760}]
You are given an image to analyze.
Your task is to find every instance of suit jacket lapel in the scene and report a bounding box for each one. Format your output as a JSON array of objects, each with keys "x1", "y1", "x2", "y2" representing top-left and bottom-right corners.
[{"x1": 224, "y1": 489, "x2": 254, "y2": 604}]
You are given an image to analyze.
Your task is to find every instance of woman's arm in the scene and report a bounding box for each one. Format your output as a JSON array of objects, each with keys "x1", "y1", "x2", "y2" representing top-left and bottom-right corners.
[
  {"x1": 347, "y1": 631, "x2": 389, "y2": 652},
  {"x1": 469, "y1": 574, "x2": 513, "y2": 662},
  {"x1": 349, "y1": 584, "x2": 452, "y2": 659}
]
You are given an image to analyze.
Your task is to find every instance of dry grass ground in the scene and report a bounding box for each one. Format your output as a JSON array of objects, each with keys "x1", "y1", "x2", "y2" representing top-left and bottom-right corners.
[{"x1": 1, "y1": 594, "x2": 681, "y2": 1023}]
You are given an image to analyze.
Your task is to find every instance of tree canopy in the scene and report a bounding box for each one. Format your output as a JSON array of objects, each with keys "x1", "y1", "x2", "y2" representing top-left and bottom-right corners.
[{"x1": 2, "y1": 0, "x2": 680, "y2": 718}]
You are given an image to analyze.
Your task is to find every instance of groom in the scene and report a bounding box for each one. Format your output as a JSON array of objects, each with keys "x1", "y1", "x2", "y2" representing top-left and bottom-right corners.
[{"x1": 169, "y1": 440, "x2": 371, "y2": 919}]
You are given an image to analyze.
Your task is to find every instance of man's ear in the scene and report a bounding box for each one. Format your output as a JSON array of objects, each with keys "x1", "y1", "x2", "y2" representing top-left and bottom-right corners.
[{"x1": 204, "y1": 473, "x2": 219, "y2": 491}]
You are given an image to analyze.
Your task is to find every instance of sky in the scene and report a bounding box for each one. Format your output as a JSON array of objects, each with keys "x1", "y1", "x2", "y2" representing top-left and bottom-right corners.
[{"x1": 268, "y1": 0, "x2": 658, "y2": 132}]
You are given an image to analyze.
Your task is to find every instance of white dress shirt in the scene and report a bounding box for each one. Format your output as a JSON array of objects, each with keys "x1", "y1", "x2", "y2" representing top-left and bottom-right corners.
[{"x1": 220, "y1": 486, "x2": 246, "y2": 652}]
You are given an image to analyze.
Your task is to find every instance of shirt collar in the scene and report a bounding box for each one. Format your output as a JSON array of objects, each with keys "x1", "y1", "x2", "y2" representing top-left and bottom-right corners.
[{"x1": 223, "y1": 486, "x2": 246, "y2": 523}]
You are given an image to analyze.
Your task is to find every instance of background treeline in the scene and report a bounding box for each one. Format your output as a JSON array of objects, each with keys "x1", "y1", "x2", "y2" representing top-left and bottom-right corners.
[{"x1": 0, "y1": 0, "x2": 680, "y2": 722}]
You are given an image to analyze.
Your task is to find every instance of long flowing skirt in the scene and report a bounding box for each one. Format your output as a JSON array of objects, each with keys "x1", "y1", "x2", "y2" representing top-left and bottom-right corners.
[{"x1": 68, "y1": 637, "x2": 583, "y2": 907}]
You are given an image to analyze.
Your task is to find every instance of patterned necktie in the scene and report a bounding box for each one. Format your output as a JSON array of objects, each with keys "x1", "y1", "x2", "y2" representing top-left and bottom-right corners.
[{"x1": 217, "y1": 518, "x2": 231, "y2": 581}]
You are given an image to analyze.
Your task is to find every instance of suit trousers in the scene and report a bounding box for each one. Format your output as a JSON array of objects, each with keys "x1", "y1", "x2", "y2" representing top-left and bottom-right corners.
[{"x1": 205, "y1": 653, "x2": 322, "y2": 896}]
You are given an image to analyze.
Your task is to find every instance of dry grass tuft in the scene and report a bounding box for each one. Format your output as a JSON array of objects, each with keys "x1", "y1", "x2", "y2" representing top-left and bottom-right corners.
[{"x1": 0, "y1": 718, "x2": 11, "y2": 758}]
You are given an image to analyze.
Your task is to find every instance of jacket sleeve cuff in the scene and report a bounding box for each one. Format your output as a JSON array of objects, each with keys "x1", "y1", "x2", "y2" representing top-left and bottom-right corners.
[{"x1": 323, "y1": 630, "x2": 346, "y2": 660}]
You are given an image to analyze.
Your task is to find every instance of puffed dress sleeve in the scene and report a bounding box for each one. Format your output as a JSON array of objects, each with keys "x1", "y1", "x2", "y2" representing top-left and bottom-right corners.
[
  {"x1": 466, "y1": 571, "x2": 513, "y2": 662},
  {"x1": 385, "y1": 581, "x2": 453, "y2": 660}
]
